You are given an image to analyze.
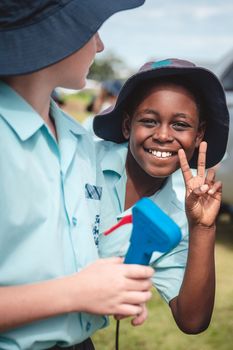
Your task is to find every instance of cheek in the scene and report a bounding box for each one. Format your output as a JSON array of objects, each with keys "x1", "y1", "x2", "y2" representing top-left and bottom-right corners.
[
  {"x1": 129, "y1": 137, "x2": 144, "y2": 163},
  {"x1": 129, "y1": 129, "x2": 146, "y2": 153},
  {"x1": 183, "y1": 140, "x2": 199, "y2": 160},
  {"x1": 181, "y1": 133, "x2": 198, "y2": 148},
  {"x1": 195, "y1": 134, "x2": 203, "y2": 148},
  {"x1": 131, "y1": 127, "x2": 151, "y2": 142}
]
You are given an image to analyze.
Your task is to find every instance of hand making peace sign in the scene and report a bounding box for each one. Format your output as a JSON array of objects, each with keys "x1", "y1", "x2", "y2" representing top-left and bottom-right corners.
[{"x1": 178, "y1": 141, "x2": 222, "y2": 228}]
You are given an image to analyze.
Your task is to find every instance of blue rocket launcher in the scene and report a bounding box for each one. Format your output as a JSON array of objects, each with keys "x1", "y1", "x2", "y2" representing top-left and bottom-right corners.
[{"x1": 124, "y1": 198, "x2": 182, "y2": 265}]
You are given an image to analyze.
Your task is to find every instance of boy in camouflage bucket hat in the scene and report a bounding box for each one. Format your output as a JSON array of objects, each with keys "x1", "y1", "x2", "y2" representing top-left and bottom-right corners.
[{"x1": 96, "y1": 58, "x2": 229, "y2": 333}]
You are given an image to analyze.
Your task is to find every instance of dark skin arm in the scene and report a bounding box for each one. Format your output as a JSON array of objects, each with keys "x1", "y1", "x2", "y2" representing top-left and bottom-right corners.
[{"x1": 169, "y1": 142, "x2": 222, "y2": 334}]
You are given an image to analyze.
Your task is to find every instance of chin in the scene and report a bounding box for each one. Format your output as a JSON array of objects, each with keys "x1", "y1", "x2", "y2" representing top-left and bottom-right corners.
[
  {"x1": 62, "y1": 78, "x2": 86, "y2": 90},
  {"x1": 77, "y1": 78, "x2": 86, "y2": 89},
  {"x1": 147, "y1": 168, "x2": 175, "y2": 178}
]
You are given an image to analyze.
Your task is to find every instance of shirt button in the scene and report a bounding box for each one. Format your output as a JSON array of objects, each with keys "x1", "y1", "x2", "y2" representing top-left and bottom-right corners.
[
  {"x1": 86, "y1": 321, "x2": 91, "y2": 332},
  {"x1": 72, "y1": 217, "x2": 77, "y2": 226}
]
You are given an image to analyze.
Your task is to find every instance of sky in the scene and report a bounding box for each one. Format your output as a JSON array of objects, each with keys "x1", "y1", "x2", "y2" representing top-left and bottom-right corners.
[{"x1": 98, "y1": 0, "x2": 233, "y2": 71}]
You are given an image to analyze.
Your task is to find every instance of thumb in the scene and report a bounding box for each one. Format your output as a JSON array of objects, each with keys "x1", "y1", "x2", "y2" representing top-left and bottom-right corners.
[
  {"x1": 186, "y1": 184, "x2": 209, "y2": 207},
  {"x1": 192, "y1": 184, "x2": 209, "y2": 196}
]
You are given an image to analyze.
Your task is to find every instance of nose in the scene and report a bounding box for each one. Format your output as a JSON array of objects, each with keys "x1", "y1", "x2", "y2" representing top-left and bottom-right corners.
[
  {"x1": 95, "y1": 32, "x2": 104, "y2": 53},
  {"x1": 152, "y1": 124, "x2": 173, "y2": 143}
]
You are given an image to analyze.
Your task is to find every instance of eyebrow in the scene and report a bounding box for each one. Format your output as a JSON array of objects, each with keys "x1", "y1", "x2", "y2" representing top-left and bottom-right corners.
[
  {"x1": 136, "y1": 109, "x2": 193, "y2": 119},
  {"x1": 136, "y1": 109, "x2": 159, "y2": 117},
  {"x1": 173, "y1": 113, "x2": 192, "y2": 119}
]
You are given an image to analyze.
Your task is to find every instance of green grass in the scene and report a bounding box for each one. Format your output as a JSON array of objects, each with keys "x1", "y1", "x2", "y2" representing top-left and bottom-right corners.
[{"x1": 92, "y1": 219, "x2": 233, "y2": 350}]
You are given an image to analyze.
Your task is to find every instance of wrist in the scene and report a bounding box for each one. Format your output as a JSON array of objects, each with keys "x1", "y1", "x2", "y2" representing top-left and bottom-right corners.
[
  {"x1": 189, "y1": 224, "x2": 216, "y2": 243},
  {"x1": 190, "y1": 223, "x2": 216, "y2": 231}
]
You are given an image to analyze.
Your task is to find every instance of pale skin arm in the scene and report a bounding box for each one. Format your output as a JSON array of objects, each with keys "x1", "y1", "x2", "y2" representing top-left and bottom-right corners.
[
  {"x1": 0, "y1": 257, "x2": 153, "y2": 332},
  {"x1": 169, "y1": 141, "x2": 221, "y2": 334}
]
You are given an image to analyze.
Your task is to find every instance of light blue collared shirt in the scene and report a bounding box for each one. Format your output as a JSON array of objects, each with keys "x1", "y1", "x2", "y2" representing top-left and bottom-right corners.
[
  {"x1": 0, "y1": 81, "x2": 114, "y2": 350},
  {"x1": 97, "y1": 141, "x2": 189, "y2": 303}
]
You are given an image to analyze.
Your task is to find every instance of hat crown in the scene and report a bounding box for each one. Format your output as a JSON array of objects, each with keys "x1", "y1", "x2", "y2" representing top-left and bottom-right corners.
[
  {"x1": 139, "y1": 58, "x2": 196, "y2": 73},
  {"x1": 0, "y1": 0, "x2": 146, "y2": 75},
  {"x1": 0, "y1": 0, "x2": 69, "y2": 29}
]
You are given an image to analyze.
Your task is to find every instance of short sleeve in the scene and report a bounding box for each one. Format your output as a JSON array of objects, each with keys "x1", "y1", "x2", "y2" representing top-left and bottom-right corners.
[{"x1": 150, "y1": 227, "x2": 189, "y2": 303}]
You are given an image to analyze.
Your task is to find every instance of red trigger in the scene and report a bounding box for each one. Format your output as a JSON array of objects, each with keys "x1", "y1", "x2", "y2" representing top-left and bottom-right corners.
[{"x1": 104, "y1": 215, "x2": 132, "y2": 235}]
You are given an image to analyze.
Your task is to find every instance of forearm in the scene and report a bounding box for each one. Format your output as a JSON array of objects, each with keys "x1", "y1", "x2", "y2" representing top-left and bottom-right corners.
[
  {"x1": 0, "y1": 258, "x2": 153, "y2": 332},
  {"x1": 0, "y1": 276, "x2": 74, "y2": 332},
  {"x1": 170, "y1": 225, "x2": 216, "y2": 334}
]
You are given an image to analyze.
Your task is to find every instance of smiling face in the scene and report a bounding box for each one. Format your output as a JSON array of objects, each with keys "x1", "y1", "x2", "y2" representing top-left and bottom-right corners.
[{"x1": 122, "y1": 81, "x2": 205, "y2": 178}]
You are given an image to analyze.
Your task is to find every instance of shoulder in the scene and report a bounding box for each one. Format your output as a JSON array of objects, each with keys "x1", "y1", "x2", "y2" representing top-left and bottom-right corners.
[
  {"x1": 94, "y1": 139, "x2": 124, "y2": 155},
  {"x1": 152, "y1": 176, "x2": 185, "y2": 212},
  {"x1": 95, "y1": 140, "x2": 128, "y2": 170},
  {"x1": 151, "y1": 176, "x2": 187, "y2": 235}
]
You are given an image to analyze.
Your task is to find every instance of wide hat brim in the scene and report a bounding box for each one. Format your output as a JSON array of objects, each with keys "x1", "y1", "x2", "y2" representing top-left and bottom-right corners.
[
  {"x1": 94, "y1": 64, "x2": 229, "y2": 168},
  {"x1": 0, "y1": 0, "x2": 144, "y2": 76}
]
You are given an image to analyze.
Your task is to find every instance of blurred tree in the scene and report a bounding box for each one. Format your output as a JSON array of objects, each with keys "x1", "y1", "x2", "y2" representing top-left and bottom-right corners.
[{"x1": 88, "y1": 51, "x2": 127, "y2": 81}]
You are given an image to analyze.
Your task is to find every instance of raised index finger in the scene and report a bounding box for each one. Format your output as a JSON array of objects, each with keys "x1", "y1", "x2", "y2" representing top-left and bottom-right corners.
[
  {"x1": 197, "y1": 141, "x2": 207, "y2": 178},
  {"x1": 178, "y1": 148, "x2": 193, "y2": 184}
]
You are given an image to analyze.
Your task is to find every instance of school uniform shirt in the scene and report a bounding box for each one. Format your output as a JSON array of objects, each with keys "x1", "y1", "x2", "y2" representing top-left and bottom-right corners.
[
  {"x1": 0, "y1": 81, "x2": 114, "y2": 350},
  {"x1": 97, "y1": 141, "x2": 189, "y2": 304}
]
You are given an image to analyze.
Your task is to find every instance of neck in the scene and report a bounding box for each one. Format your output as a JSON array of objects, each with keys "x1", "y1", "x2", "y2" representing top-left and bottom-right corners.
[
  {"x1": 125, "y1": 151, "x2": 167, "y2": 210},
  {"x1": 3, "y1": 71, "x2": 57, "y2": 138}
]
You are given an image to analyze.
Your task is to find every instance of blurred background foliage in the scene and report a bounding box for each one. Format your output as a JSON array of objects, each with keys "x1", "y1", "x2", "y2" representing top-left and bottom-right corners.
[{"x1": 88, "y1": 52, "x2": 128, "y2": 81}]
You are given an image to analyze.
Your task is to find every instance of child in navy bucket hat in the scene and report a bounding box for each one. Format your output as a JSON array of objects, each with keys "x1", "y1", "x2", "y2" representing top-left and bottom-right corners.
[
  {"x1": 0, "y1": 1, "x2": 154, "y2": 349},
  {"x1": 95, "y1": 58, "x2": 229, "y2": 333}
]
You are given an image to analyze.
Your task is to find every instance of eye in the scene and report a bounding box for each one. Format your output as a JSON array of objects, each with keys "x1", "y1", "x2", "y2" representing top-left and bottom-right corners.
[
  {"x1": 139, "y1": 118, "x2": 158, "y2": 127},
  {"x1": 172, "y1": 121, "x2": 191, "y2": 130}
]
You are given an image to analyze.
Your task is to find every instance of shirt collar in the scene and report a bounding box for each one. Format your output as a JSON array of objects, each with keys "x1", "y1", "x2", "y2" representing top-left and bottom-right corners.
[
  {"x1": 0, "y1": 80, "x2": 44, "y2": 141},
  {"x1": 50, "y1": 99, "x2": 88, "y2": 175},
  {"x1": 101, "y1": 142, "x2": 128, "y2": 176},
  {"x1": 151, "y1": 176, "x2": 184, "y2": 212},
  {"x1": 0, "y1": 81, "x2": 87, "y2": 142},
  {"x1": 50, "y1": 99, "x2": 87, "y2": 138}
]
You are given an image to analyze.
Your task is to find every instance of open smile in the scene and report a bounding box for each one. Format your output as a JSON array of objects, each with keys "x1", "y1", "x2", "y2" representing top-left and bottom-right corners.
[{"x1": 144, "y1": 148, "x2": 175, "y2": 159}]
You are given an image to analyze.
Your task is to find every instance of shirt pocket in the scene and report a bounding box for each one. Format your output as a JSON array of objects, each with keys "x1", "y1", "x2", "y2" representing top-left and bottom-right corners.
[{"x1": 85, "y1": 183, "x2": 102, "y2": 200}]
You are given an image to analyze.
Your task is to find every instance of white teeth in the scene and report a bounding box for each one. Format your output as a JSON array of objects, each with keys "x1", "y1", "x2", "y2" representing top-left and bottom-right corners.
[{"x1": 148, "y1": 149, "x2": 172, "y2": 158}]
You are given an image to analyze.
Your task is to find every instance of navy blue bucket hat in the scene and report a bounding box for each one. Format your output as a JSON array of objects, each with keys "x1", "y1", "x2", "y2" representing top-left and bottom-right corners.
[
  {"x1": 0, "y1": 0, "x2": 145, "y2": 76},
  {"x1": 94, "y1": 58, "x2": 230, "y2": 168}
]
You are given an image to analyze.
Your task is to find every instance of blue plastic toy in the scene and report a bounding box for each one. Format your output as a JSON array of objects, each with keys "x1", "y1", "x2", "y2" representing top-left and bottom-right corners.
[{"x1": 124, "y1": 198, "x2": 182, "y2": 265}]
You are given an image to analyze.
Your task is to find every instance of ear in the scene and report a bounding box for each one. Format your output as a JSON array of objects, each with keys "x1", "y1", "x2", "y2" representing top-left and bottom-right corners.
[
  {"x1": 122, "y1": 112, "x2": 131, "y2": 140},
  {"x1": 195, "y1": 121, "x2": 206, "y2": 148}
]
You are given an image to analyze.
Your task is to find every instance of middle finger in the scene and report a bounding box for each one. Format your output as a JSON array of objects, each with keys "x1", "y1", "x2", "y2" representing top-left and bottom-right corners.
[{"x1": 197, "y1": 141, "x2": 207, "y2": 178}]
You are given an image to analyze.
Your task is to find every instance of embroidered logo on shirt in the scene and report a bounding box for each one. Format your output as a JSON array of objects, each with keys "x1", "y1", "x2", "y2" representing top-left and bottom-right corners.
[
  {"x1": 93, "y1": 214, "x2": 100, "y2": 246},
  {"x1": 85, "y1": 184, "x2": 102, "y2": 200}
]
